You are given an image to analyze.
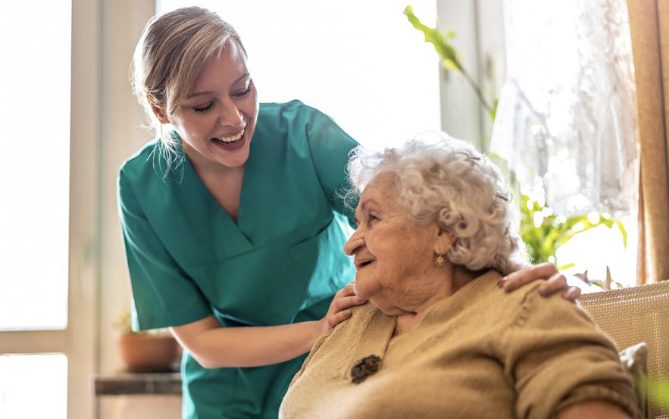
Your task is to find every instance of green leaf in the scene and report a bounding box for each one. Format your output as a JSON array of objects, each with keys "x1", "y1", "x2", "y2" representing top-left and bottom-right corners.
[
  {"x1": 558, "y1": 262, "x2": 576, "y2": 271},
  {"x1": 589, "y1": 279, "x2": 605, "y2": 289},
  {"x1": 441, "y1": 59, "x2": 460, "y2": 71},
  {"x1": 615, "y1": 220, "x2": 628, "y2": 248},
  {"x1": 516, "y1": 193, "x2": 627, "y2": 268},
  {"x1": 489, "y1": 98, "x2": 499, "y2": 121},
  {"x1": 644, "y1": 376, "x2": 669, "y2": 410},
  {"x1": 403, "y1": 5, "x2": 462, "y2": 71},
  {"x1": 444, "y1": 31, "x2": 457, "y2": 40}
]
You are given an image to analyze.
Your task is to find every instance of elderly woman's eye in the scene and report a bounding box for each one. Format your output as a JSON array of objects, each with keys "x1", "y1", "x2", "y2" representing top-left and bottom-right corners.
[{"x1": 367, "y1": 214, "x2": 379, "y2": 224}]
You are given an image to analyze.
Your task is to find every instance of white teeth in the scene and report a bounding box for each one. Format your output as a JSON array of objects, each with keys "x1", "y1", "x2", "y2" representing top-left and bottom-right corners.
[{"x1": 216, "y1": 129, "x2": 244, "y2": 143}]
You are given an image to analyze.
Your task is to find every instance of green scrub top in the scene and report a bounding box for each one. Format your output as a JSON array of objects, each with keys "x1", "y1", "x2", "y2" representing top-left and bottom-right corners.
[{"x1": 117, "y1": 100, "x2": 358, "y2": 418}]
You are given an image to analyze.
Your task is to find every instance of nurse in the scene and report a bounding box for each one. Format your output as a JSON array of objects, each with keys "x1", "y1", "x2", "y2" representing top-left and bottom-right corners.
[{"x1": 118, "y1": 6, "x2": 579, "y2": 419}]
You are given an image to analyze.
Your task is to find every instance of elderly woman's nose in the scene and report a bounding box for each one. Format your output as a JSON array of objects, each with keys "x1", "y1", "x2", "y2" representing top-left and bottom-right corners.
[{"x1": 343, "y1": 229, "x2": 364, "y2": 255}]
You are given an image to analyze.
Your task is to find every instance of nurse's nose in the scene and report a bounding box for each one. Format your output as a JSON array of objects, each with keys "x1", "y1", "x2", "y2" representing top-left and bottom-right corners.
[
  {"x1": 218, "y1": 99, "x2": 243, "y2": 127},
  {"x1": 343, "y1": 227, "x2": 364, "y2": 256}
]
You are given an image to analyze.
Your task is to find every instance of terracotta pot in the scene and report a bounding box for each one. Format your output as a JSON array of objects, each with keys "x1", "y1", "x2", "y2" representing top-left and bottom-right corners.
[{"x1": 117, "y1": 333, "x2": 181, "y2": 373}]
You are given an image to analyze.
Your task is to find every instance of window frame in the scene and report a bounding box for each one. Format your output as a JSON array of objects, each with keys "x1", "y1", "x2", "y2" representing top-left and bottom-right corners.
[{"x1": 0, "y1": 0, "x2": 101, "y2": 417}]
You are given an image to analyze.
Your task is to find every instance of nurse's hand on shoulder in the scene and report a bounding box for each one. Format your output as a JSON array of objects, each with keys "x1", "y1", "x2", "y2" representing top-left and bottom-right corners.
[
  {"x1": 320, "y1": 283, "x2": 367, "y2": 333},
  {"x1": 498, "y1": 262, "x2": 582, "y2": 302}
]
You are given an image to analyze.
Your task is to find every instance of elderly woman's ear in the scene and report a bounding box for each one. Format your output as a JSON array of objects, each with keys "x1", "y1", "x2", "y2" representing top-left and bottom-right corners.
[{"x1": 433, "y1": 228, "x2": 454, "y2": 260}]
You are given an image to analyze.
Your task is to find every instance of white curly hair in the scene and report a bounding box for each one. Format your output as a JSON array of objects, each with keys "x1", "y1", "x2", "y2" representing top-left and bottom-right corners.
[{"x1": 346, "y1": 132, "x2": 525, "y2": 275}]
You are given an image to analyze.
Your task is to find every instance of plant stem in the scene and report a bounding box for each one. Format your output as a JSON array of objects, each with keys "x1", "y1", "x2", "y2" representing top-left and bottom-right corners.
[{"x1": 457, "y1": 64, "x2": 493, "y2": 115}]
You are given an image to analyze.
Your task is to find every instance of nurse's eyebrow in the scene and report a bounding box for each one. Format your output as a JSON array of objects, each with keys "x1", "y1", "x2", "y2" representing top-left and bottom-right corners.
[{"x1": 186, "y1": 73, "x2": 251, "y2": 99}]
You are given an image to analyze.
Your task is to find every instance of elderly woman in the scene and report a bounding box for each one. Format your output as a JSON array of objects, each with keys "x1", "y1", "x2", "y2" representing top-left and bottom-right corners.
[{"x1": 279, "y1": 134, "x2": 638, "y2": 419}]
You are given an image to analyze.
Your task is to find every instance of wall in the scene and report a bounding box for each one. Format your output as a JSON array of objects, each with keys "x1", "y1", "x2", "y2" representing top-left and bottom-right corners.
[
  {"x1": 99, "y1": 396, "x2": 181, "y2": 419},
  {"x1": 97, "y1": 0, "x2": 156, "y2": 417},
  {"x1": 437, "y1": 0, "x2": 506, "y2": 150}
]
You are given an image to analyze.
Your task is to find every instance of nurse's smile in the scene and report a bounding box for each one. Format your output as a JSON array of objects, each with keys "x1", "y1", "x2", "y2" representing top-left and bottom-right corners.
[{"x1": 211, "y1": 128, "x2": 247, "y2": 150}]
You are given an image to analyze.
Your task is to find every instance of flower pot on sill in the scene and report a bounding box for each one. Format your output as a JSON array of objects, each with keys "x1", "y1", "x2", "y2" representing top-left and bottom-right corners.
[{"x1": 117, "y1": 333, "x2": 181, "y2": 373}]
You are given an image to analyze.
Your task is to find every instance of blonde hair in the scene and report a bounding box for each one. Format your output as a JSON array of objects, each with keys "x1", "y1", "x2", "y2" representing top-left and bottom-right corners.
[
  {"x1": 131, "y1": 6, "x2": 246, "y2": 150},
  {"x1": 347, "y1": 132, "x2": 525, "y2": 275}
]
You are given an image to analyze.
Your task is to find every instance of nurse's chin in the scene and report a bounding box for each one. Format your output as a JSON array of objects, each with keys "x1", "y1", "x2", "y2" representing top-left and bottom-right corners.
[{"x1": 209, "y1": 144, "x2": 251, "y2": 169}]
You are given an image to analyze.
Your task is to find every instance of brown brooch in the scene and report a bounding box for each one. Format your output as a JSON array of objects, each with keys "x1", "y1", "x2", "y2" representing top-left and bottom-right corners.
[{"x1": 350, "y1": 355, "x2": 382, "y2": 384}]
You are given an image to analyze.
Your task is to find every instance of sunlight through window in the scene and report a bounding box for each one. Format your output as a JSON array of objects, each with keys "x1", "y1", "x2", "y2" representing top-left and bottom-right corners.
[{"x1": 0, "y1": 1, "x2": 71, "y2": 330}]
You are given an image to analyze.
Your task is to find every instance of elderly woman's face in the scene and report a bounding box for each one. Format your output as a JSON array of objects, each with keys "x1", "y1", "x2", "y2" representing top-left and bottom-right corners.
[{"x1": 343, "y1": 174, "x2": 448, "y2": 311}]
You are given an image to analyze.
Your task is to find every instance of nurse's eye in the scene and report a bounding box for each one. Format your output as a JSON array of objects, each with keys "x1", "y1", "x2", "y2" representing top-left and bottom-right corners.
[
  {"x1": 232, "y1": 80, "x2": 253, "y2": 98},
  {"x1": 193, "y1": 102, "x2": 215, "y2": 113}
]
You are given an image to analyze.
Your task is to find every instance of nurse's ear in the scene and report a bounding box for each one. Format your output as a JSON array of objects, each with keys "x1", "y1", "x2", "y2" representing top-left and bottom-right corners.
[{"x1": 151, "y1": 103, "x2": 170, "y2": 125}]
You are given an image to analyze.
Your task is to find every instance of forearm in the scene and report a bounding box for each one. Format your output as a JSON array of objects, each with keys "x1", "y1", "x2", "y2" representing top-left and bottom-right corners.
[
  {"x1": 556, "y1": 400, "x2": 631, "y2": 419},
  {"x1": 171, "y1": 317, "x2": 322, "y2": 369}
]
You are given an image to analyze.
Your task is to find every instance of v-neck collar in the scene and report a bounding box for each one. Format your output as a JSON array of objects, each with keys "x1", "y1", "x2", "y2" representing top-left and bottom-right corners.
[
  {"x1": 179, "y1": 143, "x2": 256, "y2": 254},
  {"x1": 346, "y1": 309, "x2": 396, "y2": 380}
]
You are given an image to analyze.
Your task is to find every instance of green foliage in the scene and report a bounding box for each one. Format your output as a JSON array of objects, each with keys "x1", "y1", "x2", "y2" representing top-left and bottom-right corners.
[
  {"x1": 404, "y1": 6, "x2": 495, "y2": 120},
  {"x1": 519, "y1": 193, "x2": 627, "y2": 269},
  {"x1": 404, "y1": 6, "x2": 462, "y2": 72},
  {"x1": 403, "y1": 4, "x2": 628, "y2": 274},
  {"x1": 645, "y1": 376, "x2": 669, "y2": 413}
]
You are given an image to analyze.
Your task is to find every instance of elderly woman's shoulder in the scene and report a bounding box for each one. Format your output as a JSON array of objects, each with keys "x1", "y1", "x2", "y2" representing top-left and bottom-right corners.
[
  {"x1": 482, "y1": 270, "x2": 554, "y2": 302},
  {"x1": 329, "y1": 302, "x2": 383, "y2": 339},
  {"x1": 463, "y1": 270, "x2": 545, "y2": 301},
  {"x1": 465, "y1": 270, "x2": 581, "y2": 323},
  {"x1": 349, "y1": 301, "x2": 379, "y2": 321},
  {"x1": 478, "y1": 270, "x2": 595, "y2": 331}
]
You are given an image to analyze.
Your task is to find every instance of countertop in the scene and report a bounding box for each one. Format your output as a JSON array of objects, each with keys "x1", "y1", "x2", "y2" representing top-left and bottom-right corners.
[{"x1": 95, "y1": 372, "x2": 181, "y2": 396}]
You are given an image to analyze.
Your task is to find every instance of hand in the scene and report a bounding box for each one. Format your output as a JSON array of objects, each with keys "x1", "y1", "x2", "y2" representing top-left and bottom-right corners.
[
  {"x1": 320, "y1": 283, "x2": 368, "y2": 333},
  {"x1": 498, "y1": 262, "x2": 581, "y2": 302}
]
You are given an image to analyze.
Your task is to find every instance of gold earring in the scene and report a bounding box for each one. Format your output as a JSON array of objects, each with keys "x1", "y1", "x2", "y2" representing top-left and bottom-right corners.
[{"x1": 435, "y1": 255, "x2": 445, "y2": 266}]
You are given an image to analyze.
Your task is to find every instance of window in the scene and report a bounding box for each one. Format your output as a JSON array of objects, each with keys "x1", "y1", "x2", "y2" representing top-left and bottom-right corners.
[
  {"x1": 490, "y1": 0, "x2": 639, "y2": 289},
  {"x1": 429, "y1": 0, "x2": 639, "y2": 288},
  {"x1": 0, "y1": 0, "x2": 70, "y2": 332},
  {"x1": 158, "y1": 0, "x2": 441, "y2": 149},
  {"x1": 0, "y1": 1, "x2": 98, "y2": 418}
]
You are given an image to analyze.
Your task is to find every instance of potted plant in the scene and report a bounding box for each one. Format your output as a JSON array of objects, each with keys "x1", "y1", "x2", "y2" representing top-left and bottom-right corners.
[{"x1": 115, "y1": 310, "x2": 181, "y2": 373}]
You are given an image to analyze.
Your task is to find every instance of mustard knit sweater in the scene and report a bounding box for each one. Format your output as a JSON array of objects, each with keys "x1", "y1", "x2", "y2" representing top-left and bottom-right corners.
[{"x1": 280, "y1": 271, "x2": 638, "y2": 419}]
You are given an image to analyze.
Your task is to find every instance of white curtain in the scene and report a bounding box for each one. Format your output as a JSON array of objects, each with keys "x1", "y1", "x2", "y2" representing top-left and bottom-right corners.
[{"x1": 491, "y1": 0, "x2": 638, "y2": 215}]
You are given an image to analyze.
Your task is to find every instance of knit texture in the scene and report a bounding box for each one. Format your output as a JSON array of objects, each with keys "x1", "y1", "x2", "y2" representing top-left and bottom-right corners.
[{"x1": 279, "y1": 271, "x2": 638, "y2": 419}]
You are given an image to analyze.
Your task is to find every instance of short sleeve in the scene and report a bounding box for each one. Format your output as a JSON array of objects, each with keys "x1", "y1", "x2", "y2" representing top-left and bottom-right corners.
[
  {"x1": 117, "y1": 168, "x2": 212, "y2": 330},
  {"x1": 305, "y1": 110, "x2": 359, "y2": 227},
  {"x1": 499, "y1": 290, "x2": 639, "y2": 419}
]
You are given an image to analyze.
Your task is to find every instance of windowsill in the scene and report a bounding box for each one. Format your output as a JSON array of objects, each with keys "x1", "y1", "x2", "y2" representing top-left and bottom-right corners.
[{"x1": 94, "y1": 372, "x2": 181, "y2": 396}]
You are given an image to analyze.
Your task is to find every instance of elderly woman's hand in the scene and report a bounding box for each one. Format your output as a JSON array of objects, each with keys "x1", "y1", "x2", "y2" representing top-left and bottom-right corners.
[
  {"x1": 320, "y1": 283, "x2": 367, "y2": 333},
  {"x1": 498, "y1": 262, "x2": 582, "y2": 302}
]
